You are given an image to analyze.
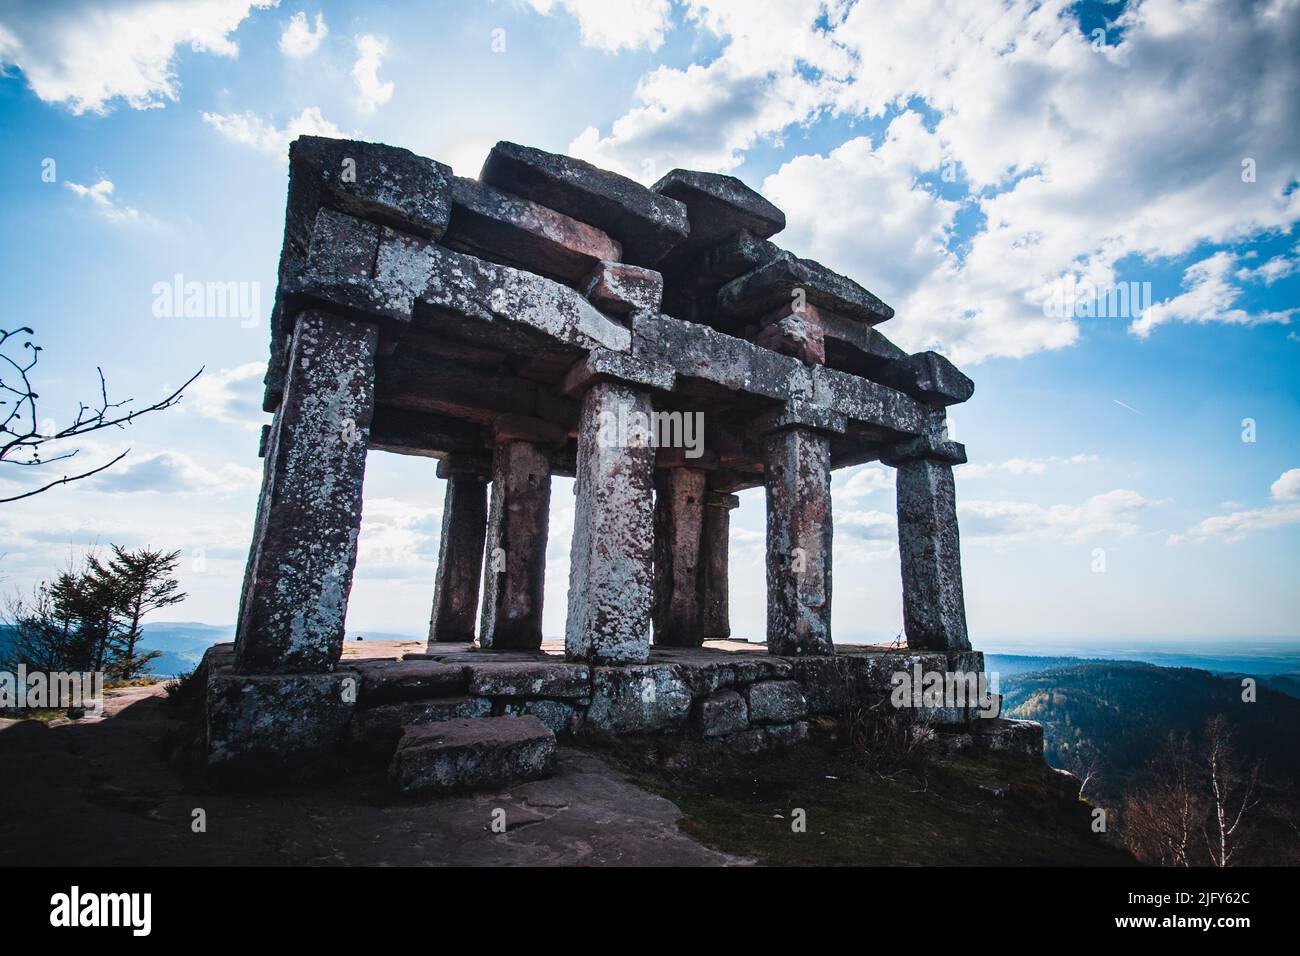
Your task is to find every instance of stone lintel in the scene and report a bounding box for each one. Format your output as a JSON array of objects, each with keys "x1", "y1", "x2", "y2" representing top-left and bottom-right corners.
[
  {"x1": 436, "y1": 452, "x2": 492, "y2": 480},
  {"x1": 655, "y1": 447, "x2": 719, "y2": 470},
  {"x1": 881, "y1": 434, "x2": 968, "y2": 466},
  {"x1": 875, "y1": 350, "x2": 975, "y2": 407},
  {"x1": 717, "y1": 252, "x2": 894, "y2": 327},
  {"x1": 562, "y1": 347, "x2": 676, "y2": 398},
  {"x1": 480, "y1": 141, "x2": 690, "y2": 266},
  {"x1": 442, "y1": 175, "x2": 622, "y2": 284},
  {"x1": 705, "y1": 491, "x2": 741, "y2": 510},
  {"x1": 491, "y1": 413, "x2": 568, "y2": 446},
  {"x1": 582, "y1": 260, "x2": 665, "y2": 316},
  {"x1": 753, "y1": 400, "x2": 847, "y2": 437}
]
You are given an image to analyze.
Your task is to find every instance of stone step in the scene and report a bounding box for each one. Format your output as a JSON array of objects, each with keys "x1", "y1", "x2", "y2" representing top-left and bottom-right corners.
[
  {"x1": 350, "y1": 696, "x2": 493, "y2": 755},
  {"x1": 389, "y1": 715, "x2": 557, "y2": 794},
  {"x1": 353, "y1": 659, "x2": 470, "y2": 708}
]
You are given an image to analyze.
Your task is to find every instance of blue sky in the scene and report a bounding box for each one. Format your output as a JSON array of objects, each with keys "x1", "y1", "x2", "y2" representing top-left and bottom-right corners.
[{"x1": 0, "y1": 0, "x2": 1296, "y2": 646}]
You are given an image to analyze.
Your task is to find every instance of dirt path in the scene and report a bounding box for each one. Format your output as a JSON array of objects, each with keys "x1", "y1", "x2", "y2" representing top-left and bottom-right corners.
[{"x1": 0, "y1": 684, "x2": 748, "y2": 866}]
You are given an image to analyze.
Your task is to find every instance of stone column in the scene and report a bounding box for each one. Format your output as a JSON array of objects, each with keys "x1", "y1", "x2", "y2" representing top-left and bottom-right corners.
[
  {"x1": 652, "y1": 466, "x2": 707, "y2": 646},
  {"x1": 701, "y1": 491, "x2": 739, "y2": 640},
  {"x1": 763, "y1": 425, "x2": 834, "y2": 656},
  {"x1": 884, "y1": 414, "x2": 971, "y2": 653},
  {"x1": 235, "y1": 310, "x2": 378, "y2": 673},
  {"x1": 479, "y1": 435, "x2": 553, "y2": 650},
  {"x1": 563, "y1": 352, "x2": 672, "y2": 664},
  {"x1": 428, "y1": 454, "x2": 490, "y2": 643}
]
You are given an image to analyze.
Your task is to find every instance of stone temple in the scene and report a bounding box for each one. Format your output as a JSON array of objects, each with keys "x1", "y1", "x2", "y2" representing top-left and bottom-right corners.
[{"x1": 200, "y1": 136, "x2": 1016, "y2": 791}]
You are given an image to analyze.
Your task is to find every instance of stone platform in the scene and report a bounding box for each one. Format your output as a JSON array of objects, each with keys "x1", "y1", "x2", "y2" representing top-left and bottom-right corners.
[{"x1": 202, "y1": 638, "x2": 1013, "y2": 790}]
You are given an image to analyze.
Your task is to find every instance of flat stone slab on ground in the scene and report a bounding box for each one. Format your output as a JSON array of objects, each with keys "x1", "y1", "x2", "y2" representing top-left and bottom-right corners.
[
  {"x1": 389, "y1": 715, "x2": 557, "y2": 793},
  {"x1": 467, "y1": 661, "x2": 591, "y2": 698}
]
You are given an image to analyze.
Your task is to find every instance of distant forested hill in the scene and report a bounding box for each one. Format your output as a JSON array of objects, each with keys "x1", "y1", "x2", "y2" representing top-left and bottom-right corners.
[{"x1": 1001, "y1": 662, "x2": 1300, "y2": 804}]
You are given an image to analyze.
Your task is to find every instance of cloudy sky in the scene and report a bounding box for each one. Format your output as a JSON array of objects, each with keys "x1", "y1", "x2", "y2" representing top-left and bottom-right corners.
[{"x1": 0, "y1": 0, "x2": 1297, "y2": 646}]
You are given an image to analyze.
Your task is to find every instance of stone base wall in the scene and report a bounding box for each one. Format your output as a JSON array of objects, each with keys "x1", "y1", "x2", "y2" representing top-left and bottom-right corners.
[{"x1": 200, "y1": 643, "x2": 1019, "y2": 772}]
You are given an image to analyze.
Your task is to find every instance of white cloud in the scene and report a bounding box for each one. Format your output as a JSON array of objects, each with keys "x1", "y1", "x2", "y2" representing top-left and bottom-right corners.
[
  {"x1": 526, "y1": 0, "x2": 674, "y2": 53},
  {"x1": 1236, "y1": 244, "x2": 1300, "y2": 286},
  {"x1": 185, "y1": 362, "x2": 266, "y2": 430},
  {"x1": 571, "y1": 0, "x2": 1300, "y2": 362},
  {"x1": 92, "y1": 451, "x2": 260, "y2": 496},
  {"x1": 354, "y1": 497, "x2": 441, "y2": 571},
  {"x1": 0, "y1": 0, "x2": 274, "y2": 114},
  {"x1": 201, "y1": 105, "x2": 344, "y2": 158},
  {"x1": 960, "y1": 489, "x2": 1151, "y2": 545},
  {"x1": 960, "y1": 453, "x2": 1098, "y2": 480},
  {"x1": 1131, "y1": 252, "x2": 1294, "y2": 339},
  {"x1": 1169, "y1": 503, "x2": 1300, "y2": 545},
  {"x1": 64, "y1": 178, "x2": 147, "y2": 223},
  {"x1": 1270, "y1": 467, "x2": 1300, "y2": 502},
  {"x1": 352, "y1": 34, "x2": 394, "y2": 114},
  {"x1": 279, "y1": 10, "x2": 326, "y2": 57},
  {"x1": 833, "y1": 464, "x2": 893, "y2": 501}
]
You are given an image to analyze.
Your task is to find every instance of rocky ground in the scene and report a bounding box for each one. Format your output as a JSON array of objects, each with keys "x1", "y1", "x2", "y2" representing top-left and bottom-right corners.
[
  {"x1": 0, "y1": 684, "x2": 744, "y2": 866},
  {"x1": 0, "y1": 682, "x2": 1130, "y2": 867}
]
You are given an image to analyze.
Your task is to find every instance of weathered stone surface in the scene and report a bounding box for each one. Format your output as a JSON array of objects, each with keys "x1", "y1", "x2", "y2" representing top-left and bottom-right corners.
[
  {"x1": 756, "y1": 302, "x2": 826, "y2": 365},
  {"x1": 674, "y1": 659, "x2": 735, "y2": 697},
  {"x1": 746, "y1": 680, "x2": 808, "y2": 724},
  {"x1": 480, "y1": 440, "x2": 552, "y2": 650},
  {"x1": 467, "y1": 661, "x2": 591, "y2": 698},
  {"x1": 718, "y1": 252, "x2": 893, "y2": 327},
  {"x1": 809, "y1": 364, "x2": 926, "y2": 438},
  {"x1": 500, "y1": 699, "x2": 579, "y2": 734},
  {"x1": 664, "y1": 229, "x2": 782, "y2": 325},
  {"x1": 700, "y1": 492, "x2": 738, "y2": 640},
  {"x1": 443, "y1": 175, "x2": 622, "y2": 283},
  {"x1": 389, "y1": 715, "x2": 556, "y2": 793},
  {"x1": 351, "y1": 696, "x2": 493, "y2": 752},
  {"x1": 565, "y1": 381, "x2": 657, "y2": 664},
  {"x1": 583, "y1": 260, "x2": 664, "y2": 316},
  {"x1": 753, "y1": 400, "x2": 847, "y2": 437},
  {"x1": 652, "y1": 467, "x2": 706, "y2": 647},
  {"x1": 292, "y1": 136, "x2": 453, "y2": 239},
  {"x1": 207, "y1": 670, "x2": 358, "y2": 766},
  {"x1": 896, "y1": 458, "x2": 971, "y2": 652},
  {"x1": 764, "y1": 426, "x2": 834, "y2": 656},
  {"x1": 235, "y1": 311, "x2": 377, "y2": 673},
  {"x1": 633, "y1": 311, "x2": 815, "y2": 404},
  {"x1": 692, "y1": 689, "x2": 748, "y2": 737},
  {"x1": 653, "y1": 168, "x2": 785, "y2": 248},
  {"x1": 973, "y1": 718, "x2": 1044, "y2": 758},
  {"x1": 429, "y1": 472, "x2": 489, "y2": 642},
  {"x1": 356, "y1": 659, "x2": 470, "y2": 706},
  {"x1": 563, "y1": 348, "x2": 675, "y2": 397},
  {"x1": 723, "y1": 727, "x2": 767, "y2": 754},
  {"x1": 300, "y1": 227, "x2": 633, "y2": 352},
  {"x1": 265, "y1": 136, "x2": 453, "y2": 409},
  {"x1": 885, "y1": 351, "x2": 975, "y2": 407},
  {"x1": 586, "y1": 665, "x2": 692, "y2": 734},
  {"x1": 882, "y1": 407, "x2": 966, "y2": 466},
  {"x1": 789, "y1": 656, "x2": 846, "y2": 715},
  {"x1": 480, "y1": 141, "x2": 690, "y2": 266},
  {"x1": 764, "y1": 720, "x2": 811, "y2": 747}
]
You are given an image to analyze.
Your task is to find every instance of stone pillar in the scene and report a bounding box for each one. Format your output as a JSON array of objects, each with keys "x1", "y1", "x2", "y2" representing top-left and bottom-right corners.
[
  {"x1": 763, "y1": 426, "x2": 834, "y2": 656},
  {"x1": 652, "y1": 466, "x2": 707, "y2": 646},
  {"x1": 428, "y1": 454, "x2": 490, "y2": 643},
  {"x1": 235, "y1": 310, "x2": 378, "y2": 673},
  {"x1": 701, "y1": 491, "x2": 739, "y2": 640},
  {"x1": 479, "y1": 437, "x2": 552, "y2": 650},
  {"x1": 884, "y1": 415, "x2": 971, "y2": 653}
]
